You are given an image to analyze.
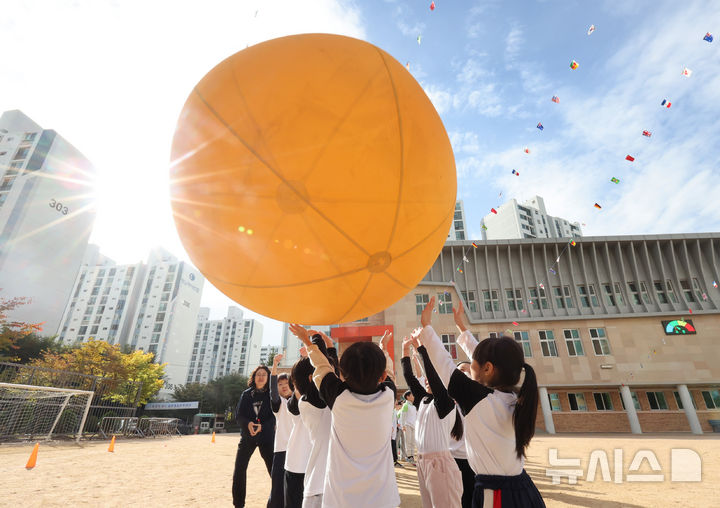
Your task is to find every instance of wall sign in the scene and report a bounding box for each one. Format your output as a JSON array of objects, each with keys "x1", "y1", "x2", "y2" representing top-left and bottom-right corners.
[{"x1": 662, "y1": 319, "x2": 696, "y2": 335}]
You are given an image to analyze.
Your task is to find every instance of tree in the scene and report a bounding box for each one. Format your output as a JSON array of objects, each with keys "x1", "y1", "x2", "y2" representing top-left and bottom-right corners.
[
  {"x1": 30, "y1": 339, "x2": 166, "y2": 406},
  {"x1": 171, "y1": 372, "x2": 248, "y2": 414},
  {"x1": 0, "y1": 294, "x2": 44, "y2": 362},
  {"x1": 7, "y1": 333, "x2": 70, "y2": 364},
  {"x1": 260, "y1": 346, "x2": 279, "y2": 366}
]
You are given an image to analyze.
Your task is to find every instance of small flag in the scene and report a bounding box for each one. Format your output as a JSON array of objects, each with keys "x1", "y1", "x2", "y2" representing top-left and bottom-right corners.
[
  {"x1": 430, "y1": 0, "x2": 435, "y2": 10},
  {"x1": 491, "y1": 208, "x2": 498, "y2": 214},
  {"x1": 625, "y1": 155, "x2": 635, "y2": 161},
  {"x1": 661, "y1": 99, "x2": 671, "y2": 108},
  {"x1": 713, "y1": 280, "x2": 718, "y2": 288},
  {"x1": 689, "y1": 309, "x2": 693, "y2": 314},
  {"x1": 457, "y1": 267, "x2": 463, "y2": 273},
  {"x1": 512, "y1": 169, "x2": 519, "y2": 176},
  {"x1": 611, "y1": 177, "x2": 620, "y2": 184},
  {"x1": 463, "y1": 256, "x2": 469, "y2": 263},
  {"x1": 682, "y1": 67, "x2": 692, "y2": 77},
  {"x1": 472, "y1": 242, "x2": 479, "y2": 248},
  {"x1": 594, "y1": 203, "x2": 602, "y2": 209},
  {"x1": 570, "y1": 60, "x2": 579, "y2": 70},
  {"x1": 587, "y1": 25, "x2": 595, "y2": 35},
  {"x1": 702, "y1": 293, "x2": 708, "y2": 301},
  {"x1": 406, "y1": 62, "x2": 410, "y2": 70},
  {"x1": 524, "y1": 148, "x2": 530, "y2": 154},
  {"x1": 555, "y1": 257, "x2": 560, "y2": 263},
  {"x1": 549, "y1": 268, "x2": 557, "y2": 275},
  {"x1": 481, "y1": 225, "x2": 487, "y2": 231},
  {"x1": 551, "y1": 95, "x2": 560, "y2": 103},
  {"x1": 704, "y1": 32, "x2": 713, "y2": 43},
  {"x1": 539, "y1": 283, "x2": 544, "y2": 289},
  {"x1": 642, "y1": 130, "x2": 652, "y2": 137},
  {"x1": 570, "y1": 240, "x2": 576, "y2": 246},
  {"x1": 417, "y1": 35, "x2": 422, "y2": 45},
  {"x1": 512, "y1": 322, "x2": 519, "y2": 326},
  {"x1": 537, "y1": 122, "x2": 544, "y2": 131}
]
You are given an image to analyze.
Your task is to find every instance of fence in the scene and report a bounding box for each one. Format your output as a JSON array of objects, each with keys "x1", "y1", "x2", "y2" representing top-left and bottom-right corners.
[
  {"x1": 0, "y1": 362, "x2": 142, "y2": 440},
  {"x1": 97, "y1": 417, "x2": 181, "y2": 439}
]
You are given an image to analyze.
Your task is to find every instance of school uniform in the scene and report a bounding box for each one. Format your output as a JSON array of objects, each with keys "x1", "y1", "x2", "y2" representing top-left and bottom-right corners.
[
  {"x1": 267, "y1": 375, "x2": 293, "y2": 508},
  {"x1": 299, "y1": 395, "x2": 332, "y2": 508},
  {"x1": 403, "y1": 347, "x2": 462, "y2": 508},
  {"x1": 422, "y1": 326, "x2": 545, "y2": 508},
  {"x1": 285, "y1": 394, "x2": 312, "y2": 508},
  {"x1": 450, "y1": 408, "x2": 475, "y2": 508},
  {"x1": 399, "y1": 399, "x2": 418, "y2": 460},
  {"x1": 307, "y1": 344, "x2": 401, "y2": 508}
]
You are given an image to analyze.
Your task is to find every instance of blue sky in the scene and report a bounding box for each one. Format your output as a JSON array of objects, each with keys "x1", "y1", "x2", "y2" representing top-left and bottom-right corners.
[{"x1": 1, "y1": 0, "x2": 719, "y2": 344}]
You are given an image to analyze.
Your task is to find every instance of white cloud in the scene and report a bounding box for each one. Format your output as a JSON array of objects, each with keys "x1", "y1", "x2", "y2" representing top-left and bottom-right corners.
[
  {"x1": 423, "y1": 83, "x2": 454, "y2": 114},
  {"x1": 504, "y1": 26, "x2": 523, "y2": 67}
]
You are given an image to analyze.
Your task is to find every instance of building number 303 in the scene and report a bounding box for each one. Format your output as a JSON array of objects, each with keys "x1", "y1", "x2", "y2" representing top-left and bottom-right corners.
[{"x1": 49, "y1": 198, "x2": 68, "y2": 215}]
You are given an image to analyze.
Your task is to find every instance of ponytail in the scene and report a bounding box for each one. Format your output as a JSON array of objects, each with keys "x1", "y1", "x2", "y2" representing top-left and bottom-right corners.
[
  {"x1": 512, "y1": 362, "x2": 539, "y2": 459},
  {"x1": 450, "y1": 407, "x2": 464, "y2": 441}
]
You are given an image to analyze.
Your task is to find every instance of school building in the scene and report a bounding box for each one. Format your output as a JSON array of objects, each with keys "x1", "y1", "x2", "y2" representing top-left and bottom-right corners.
[{"x1": 331, "y1": 233, "x2": 720, "y2": 434}]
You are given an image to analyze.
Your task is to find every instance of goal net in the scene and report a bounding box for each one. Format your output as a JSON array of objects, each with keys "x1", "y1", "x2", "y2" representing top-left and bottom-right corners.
[{"x1": 0, "y1": 383, "x2": 93, "y2": 442}]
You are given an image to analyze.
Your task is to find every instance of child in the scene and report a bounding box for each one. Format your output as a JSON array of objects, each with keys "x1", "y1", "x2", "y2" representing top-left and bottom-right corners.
[
  {"x1": 416, "y1": 298, "x2": 545, "y2": 507},
  {"x1": 268, "y1": 353, "x2": 293, "y2": 508},
  {"x1": 451, "y1": 361, "x2": 474, "y2": 508},
  {"x1": 290, "y1": 324, "x2": 400, "y2": 508},
  {"x1": 395, "y1": 400, "x2": 406, "y2": 462},
  {"x1": 284, "y1": 360, "x2": 314, "y2": 508},
  {"x1": 401, "y1": 335, "x2": 463, "y2": 507},
  {"x1": 399, "y1": 390, "x2": 418, "y2": 464}
]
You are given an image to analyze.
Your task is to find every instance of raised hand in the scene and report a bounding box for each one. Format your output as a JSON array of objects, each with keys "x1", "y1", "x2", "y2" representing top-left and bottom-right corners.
[
  {"x1": 410, "y1": 327, "x2": 423, "y2": 346},
  {"x1": 379, "y1": 330, "x2": 392, "y2": 351},
  {"x1": 453, "y1": 304, "x2": 468, "y2": 332},
  {"x1": 299, "y1": 346, "x2": 308, "y2": 358},
  {"x1": 289, "y1": 324, "x2": 311, "y2": 346},
  {"x1": 420, "y1": 297, "x2": 435, "y2": 327},
  {"x1": 273, "y1": 353, "x2": 284, "y2": 365},
  {"x1": 402, "y1": 336, "x2": 413, "y2": 357},
  {"x1": 309, "y1": 329, "x2": 334, "y2": 348}
]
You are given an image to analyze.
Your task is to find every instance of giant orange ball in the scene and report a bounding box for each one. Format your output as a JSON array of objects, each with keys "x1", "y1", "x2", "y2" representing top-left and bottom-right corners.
[{"x1": 170, "y1": 34, "x2": 456, "y2": 325}]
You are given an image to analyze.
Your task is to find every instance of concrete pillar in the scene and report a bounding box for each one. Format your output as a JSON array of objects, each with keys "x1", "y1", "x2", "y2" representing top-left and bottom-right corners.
[
  {"x1": 620, "y1": 385, "x2": 642, "y2": 434},
  {"x1": 538, "y1": 387, "x2": 556, "y2": 434},
  {"x1": 677, "y1": 384, "x2": 703, "y2": 434}
]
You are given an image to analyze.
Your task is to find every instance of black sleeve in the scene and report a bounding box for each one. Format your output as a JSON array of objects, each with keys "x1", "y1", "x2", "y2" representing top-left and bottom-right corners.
[
  {"x1": 236, "y1": 391, "x2": 251, "y2": 427},
  {"x1": 269, "y1": 375, "x2": 281, "y2": 413},
  {"x1": 287, "y1": 393, "x2": 300, "y2": 416},
  {"x1": 318, "y1": 372, "x2": 346, "y2": 410},
  {"x1": 401, "y1": 356, "x2": 427, "y2": 409},
  {"x1": 447, "y1": 369, "x2": 493, "y2": 416},
  {"x1": 417, "y1": 346, "x2": 454, "y2": 419},
  {"x1": 327, "y1": 346, "x2": 338, "y2": 363},
  {"x1": 382, "y1": 375, "x2": 397, "y2": 400}
]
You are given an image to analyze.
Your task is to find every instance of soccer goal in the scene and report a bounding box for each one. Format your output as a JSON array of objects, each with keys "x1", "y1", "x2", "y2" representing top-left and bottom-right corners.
[{"x1": 0, "y1": 383, "x2": 93, "y2": 443}]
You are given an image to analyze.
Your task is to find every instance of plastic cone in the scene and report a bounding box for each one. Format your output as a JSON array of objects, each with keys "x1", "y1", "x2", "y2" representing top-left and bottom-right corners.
[
  {"x1": 108, "y1": 435, "x2": 115, "y2": 453},
  {"x1": 25, "y1": 443, "x2": 39, "y2": 469},
  {"x1": 211, "y1": 431, "x2": 215, "y2": 443}
]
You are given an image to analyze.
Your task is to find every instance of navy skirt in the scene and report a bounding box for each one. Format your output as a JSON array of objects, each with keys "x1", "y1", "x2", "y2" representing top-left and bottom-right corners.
[{"x1": 472, "y1": 470, "x2": 545, "y2": 508}]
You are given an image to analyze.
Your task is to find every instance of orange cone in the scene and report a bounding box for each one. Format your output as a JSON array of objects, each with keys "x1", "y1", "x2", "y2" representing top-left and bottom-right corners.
[
  {"x1": 211, "y1": 431, "x2": 215, "y2": 443},
  {"x1": 108, "y1": 435, "x2": 115, "y2": 453},
  {"x1": 25, "y1": 443, "x2": 39, "y2": 469}
]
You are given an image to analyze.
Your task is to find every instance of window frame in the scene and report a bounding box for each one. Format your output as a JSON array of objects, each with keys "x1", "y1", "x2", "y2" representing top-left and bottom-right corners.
[
  {"x1": 593, "y1": 392, "x2": 614, "y2": 411},
  {"x1": 538, "y1": 330, "x2": 558, "y2": 357},
  {"x1": 563, "y1": 329, "x2": 584, "y2": 356},
  {"x1": 589, "y1": 328, "x2": 611, "y2": 356},
  {"x1": 568, "y1": 393, "x2": 587, "y2": 411}
]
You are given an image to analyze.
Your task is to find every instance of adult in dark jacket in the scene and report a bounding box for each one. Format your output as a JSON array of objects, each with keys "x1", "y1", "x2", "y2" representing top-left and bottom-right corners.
[{"x1": 232, "y1": 365, "x2": 276, "y2": 508}]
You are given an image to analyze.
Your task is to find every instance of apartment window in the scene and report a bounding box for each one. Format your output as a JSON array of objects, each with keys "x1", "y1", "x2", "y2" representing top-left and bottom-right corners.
[
  {"x1": 161, "y1": 293, "x2": 169, "y2": 302},
  {"x1": 589, "y1": 328, "x2": 610, "y2": 355},
  {"x1": 148, "y1": 344, "x2": 158, "y2": 355},
  {"x1": 153, "y1": 323, "x2": 163, "y2": 332},
  {"x1": 548, "y1": 393, "x2": 561, "y2": 411},
  {"x1": 456, "y1": 231, "x2": 465, "y2": 240},
  {"x1": 647, "y1": 392, "x2": 669, "y2": 410},
  {"x1": 103, "y1": 286, "x2": 111, "y2": 295},
  {"x1": 150, "y1": 333, "x2": 160, "y2": 344},
  {"x1": 577, "y1": 285, "x2": 599, "y2": 307},
  {"x1": 513, "y1": 331, "x2": 532, "y2": 357},
  {"x1": 673, "y1": 391, "x2": 697, "y2": 410},
  {"x1": 568, "y1": 393, "x2": 587, "y2": 411},
  {"x1": 100, "y1": 296, "x2": 108, "y2": 305},
  {"x1": 563, "y1": 329, "x2": 584, "y2": 356},
  {"x1": 665, "y1": 280, "x2": 678, "y2": 303},
  {"x1": 437, "y1": 292, "x2": 452, "y2": 314},
  {"x1": 155, "y1": 312, "x2": 165, "y2": 322},
  {"x1": 461, "y1": 291, "x2": 478, "y2": 313},
  {"x1": 454, "y1": 211, "x2": 462, "y2": 220},
  {"x1": 483, "y1": 290, "x2": 499, "y2": 311},
  {"x1": 693, "y1": 278, "x2": 704, "y2": 301},
  {"x1": 505, "y1": 289, "x2": 524, "y2": 311},
  {"x1": 23, "y1": 132, "x2": 36, "y2": 142},
  {"x1": 13, "y1": 146, "x2": 30, "y2": 160},
  {"x1": 90, "y1": 325, "x2": 99, "y2": 335},
  {"x1": 78, "y1": 326, "x2": 88, "y2": 335},
  {"x1": 441, "y1": 334, "x2": 457, "y2": 359},
  {"x1": 594, "y1": 392, "x2": 613, "y2": 411},
  {"x1": 97, "y1": 306, "x2": 105, "y2": 314},
  {"x1": 680, "y1": 280, "x2": 695, "y2": 302},
  {"x1": 528, "y1": 287, "x2": 548, "y2": 309},
  {"x1": 539, "y1": 330, "x2": 558, "y2": 357},
  {"x1": 94, "y1": 315, "x2": 102, "y2": 324},
  {"x1": 91, "y1": 287, "x2": 99, "y2": 296},
  {"x1": 702, "y1": 390, "x2": 720, "y2": 409},
  {"x1": 654, "y1": 281, "x2": 669, "y2": 304}
]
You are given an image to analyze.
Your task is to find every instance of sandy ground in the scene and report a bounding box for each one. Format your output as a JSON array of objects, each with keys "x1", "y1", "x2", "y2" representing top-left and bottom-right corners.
[{"x1": 1, "y1": 433, "x2": 719, "y2": 507}]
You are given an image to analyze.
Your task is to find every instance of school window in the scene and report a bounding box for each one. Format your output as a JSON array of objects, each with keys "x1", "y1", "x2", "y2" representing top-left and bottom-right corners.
[
  {"x1": 589, "y1": 328, "x2": 611, "y2": 355},
  {"x1": 513, "y1": 331, "x2": 532, "y2": 357},
  {"x1": 647, "y1": 392, "x2": 669, "y2": 410},
  {"x1": 528, "y1": 287, "x2": 548, "y2": 309},
  {"x1": 639, "y1": 282, "x2": 651, "y2": 303},
  {"x1": 594, "y1": 392, "x2": 613, "y2": 411},
  {"x1": 538, "y1": 330, "x2": 558, "y2": 357},
  {"x1": 628, "y1": 282, "x2": 642, "y2": 304},
  {"x1": 553, "y1": 286, "x2": 573, "y2": 308},
  {"x1": 505, "y1": 289, "x2": 524, "y2": 311},
  {"x1": 693, "y1": 278, "x2": 705, "y2": 301},
  {"x1": 602, "y1": 284, "x2": 616, "y2": 306},
  {"x1": 619, "y1": 391, "x2": 641, "y2": 411},
  {"x1": 568, "y1": 393, "x2": 587, "y2": 411},
  {"x1": 680, "y1": 280, "x2": 695, "y2": 302},
  {"x1": 461, "y1": 290, "x2": 478, "y2": 313},
  {"x1": 563, "y1": 329, "x2": 584, "y2": 356},
  {"x1": 577, "y1": 285, "x2": 599, "y2": 307},
  {"x1": 654, "y1": 281, "x2": 669, "y2": 304},
  {"x1": 701, "y1": 390, "x2": 720, "y2": 409},
  {"x1": 483, "y1": 290, "x2": 499, "y2": 311},
  {"x1": 437, "y1": 292, "x2": 452, "y2": 314},
  {"x1": 548, "y1": 393, "x2": 561, "y2": 411},
  {"x1": 441, "y1": 334, "x2": 457, "y2": 359},
  {"x1": 673, "y1": 391, "x2": 697, "y2": 410},
  {"x1": 665, "y1": 280, "x2": 678, "y2": 303},
  {"x1": 486, "y1": 332, "x2": 502, "y2": 339}
]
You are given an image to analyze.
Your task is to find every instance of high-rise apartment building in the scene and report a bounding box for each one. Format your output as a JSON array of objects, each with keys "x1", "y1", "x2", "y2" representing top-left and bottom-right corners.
[
  {"x1": 189, "y1": 306, "x2": 263, "y2": 384},
  {"x1": 447, "y1": 200, "x2": 467, "y2": 241},
  {"x1": 0, "y1": 110, "x2": 96, "y2": 333},
  {"x1": 481, "y1": 195, "x2": 582, "y2": 240}
]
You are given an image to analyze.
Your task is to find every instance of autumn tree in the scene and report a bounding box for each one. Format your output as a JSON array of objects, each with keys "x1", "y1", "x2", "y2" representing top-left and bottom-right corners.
[
  {"x1": 171, "y1": 372, "x2": 248, "y2": 414},
  {"x1": 0, "y1": 294, "x2": 44, "y2": 362}
]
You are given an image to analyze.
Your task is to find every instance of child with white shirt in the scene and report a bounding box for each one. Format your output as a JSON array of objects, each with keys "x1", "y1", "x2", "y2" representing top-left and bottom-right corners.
[
  {"x1": 401, "y1": 335, "x2": 463, "y2": 507},
  {"x1": 416, "y1": 297, "x2": 545, "y2": 508},
  {"x1": 399, "y1": 390, "x2": 418, "y2": 463},
  {"x1": 284, "y1": 359, "x2": 314, "y2": 508},
  {"x1": 268, "y1": 354, "x2": 294, "y2": 508},
  {"x1": 289, "y1": 324, "x2": 401, "y2": 508}
]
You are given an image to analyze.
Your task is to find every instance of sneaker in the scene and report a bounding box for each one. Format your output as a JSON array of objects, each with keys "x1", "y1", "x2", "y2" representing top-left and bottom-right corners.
[{"x1": 394, "y1": 461, "x2": 405, "y2": 469}]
